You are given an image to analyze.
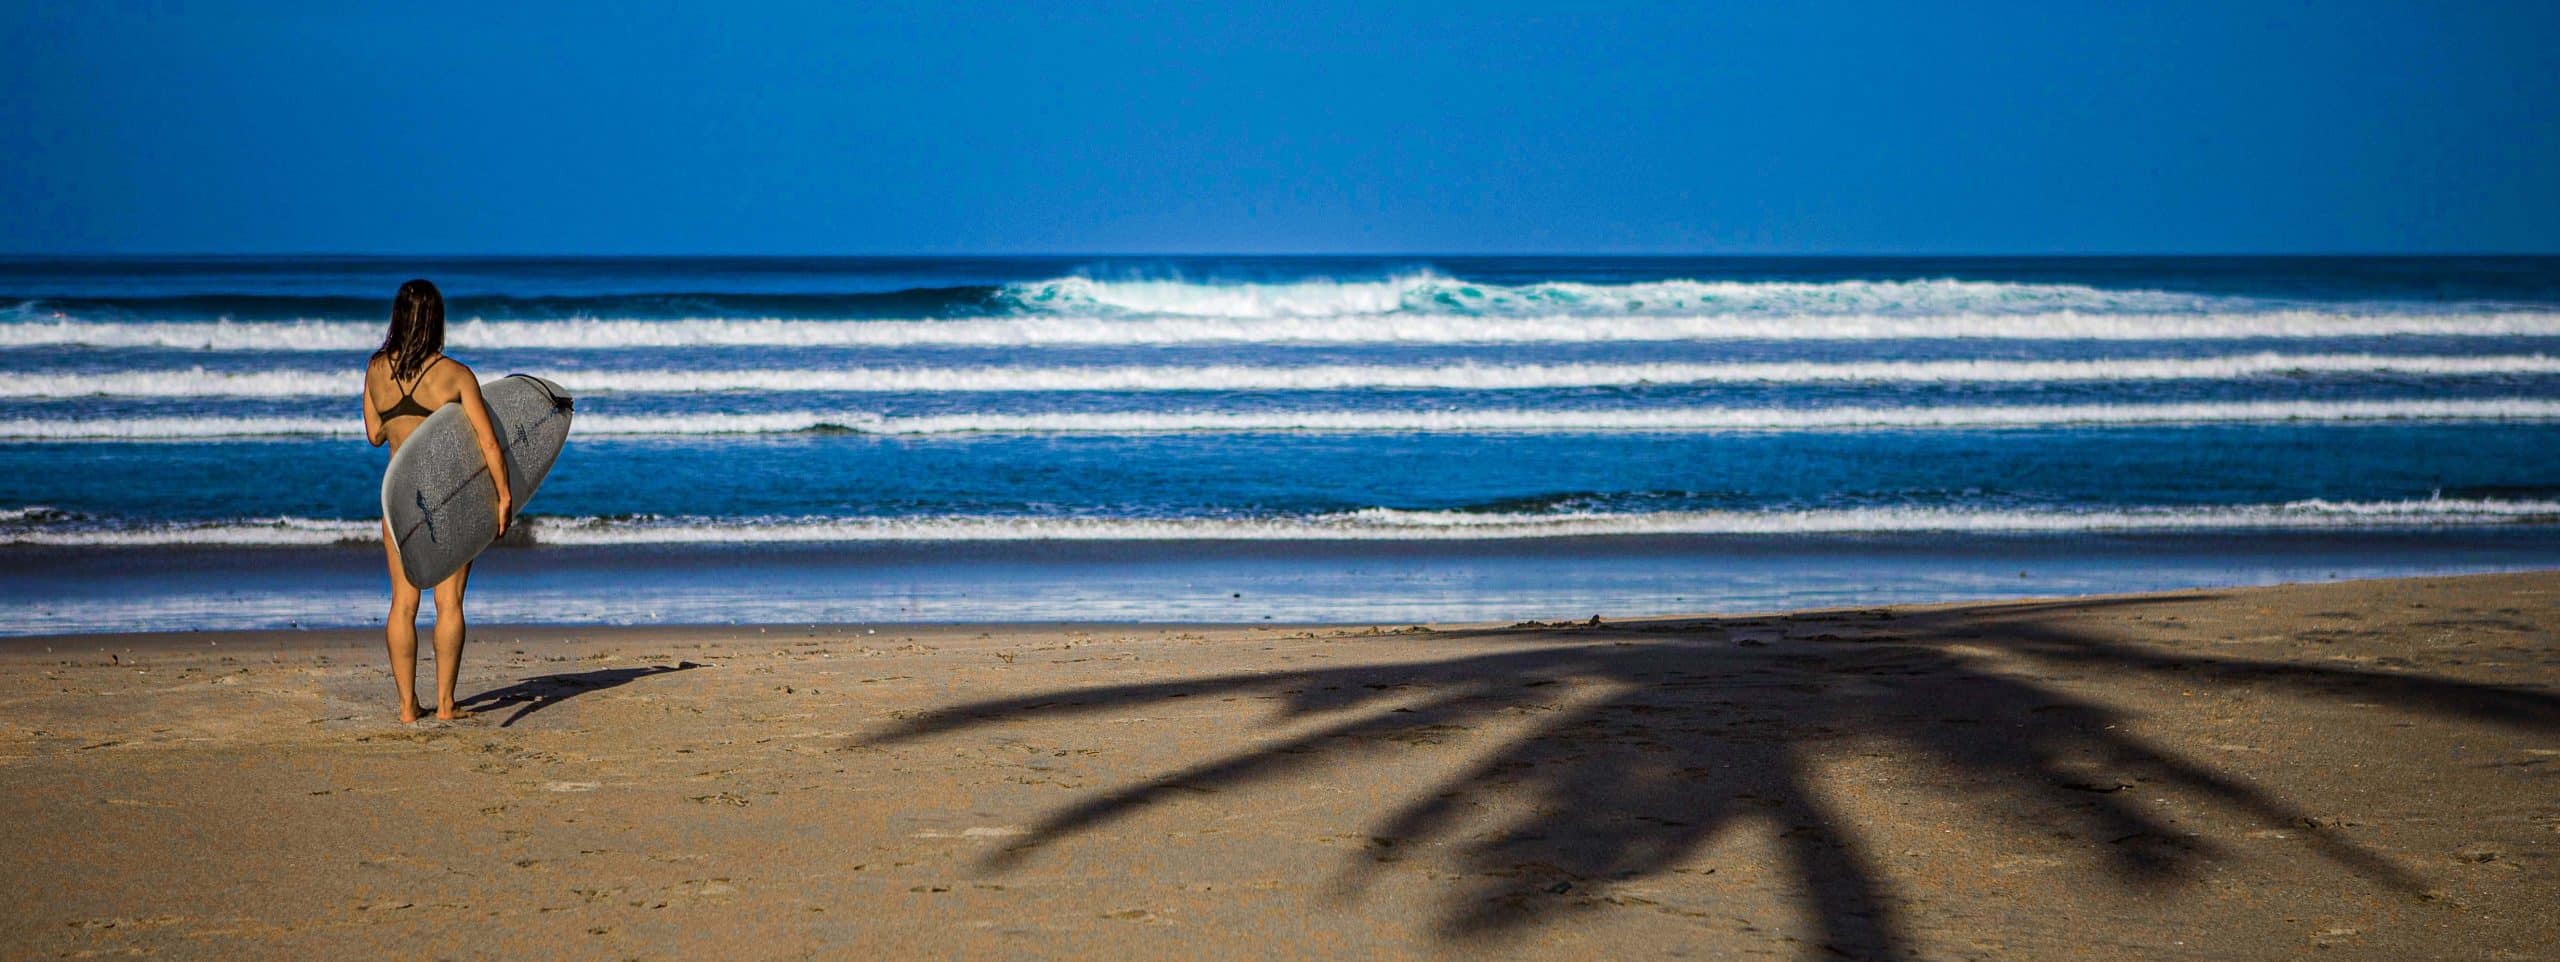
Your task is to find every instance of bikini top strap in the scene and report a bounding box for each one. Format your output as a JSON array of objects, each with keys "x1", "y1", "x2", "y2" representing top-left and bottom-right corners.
[{"x1": 395, "y1": 355, "x2": 446, "y2": 400}]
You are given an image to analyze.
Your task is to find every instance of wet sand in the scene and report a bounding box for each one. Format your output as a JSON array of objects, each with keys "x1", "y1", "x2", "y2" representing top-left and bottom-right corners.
[{"x1": 1, "y1": 571, "x2": 2554, "y2": 960}]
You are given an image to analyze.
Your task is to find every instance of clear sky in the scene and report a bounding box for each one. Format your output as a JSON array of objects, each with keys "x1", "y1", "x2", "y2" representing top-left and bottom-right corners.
[{"x1": 3, "y1": 1, "x2": 2555, "y2": 255}]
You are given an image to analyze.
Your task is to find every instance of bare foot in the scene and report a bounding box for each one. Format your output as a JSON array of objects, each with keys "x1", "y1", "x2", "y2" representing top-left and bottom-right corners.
[
  {"x1": 399, "y1": 702, "x2": 422, "y2": 725},
  {"x1": 436, "y1": 706, "x2": 475, "y2": 721}
]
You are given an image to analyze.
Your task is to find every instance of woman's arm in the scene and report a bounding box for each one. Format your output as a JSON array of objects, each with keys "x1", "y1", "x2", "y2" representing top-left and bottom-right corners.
[
  {"x1": 455, "y1": 369, "x2": 516, "y2": 533},
  {"x1": 360, "y1": 362, "x2": 387, "y2": 447}
]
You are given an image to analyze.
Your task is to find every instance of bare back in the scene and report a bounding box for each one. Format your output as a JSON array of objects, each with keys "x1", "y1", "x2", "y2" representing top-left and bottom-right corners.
[{"x1": 364, "y1": 353, "x2": 477, "y2": 453}]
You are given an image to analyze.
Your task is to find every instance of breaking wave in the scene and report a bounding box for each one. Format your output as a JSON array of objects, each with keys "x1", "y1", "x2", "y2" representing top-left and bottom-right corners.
[
  {"x1": 7, "y1": 498, "x2": 2554, "y2": 547},
  {"x1": 9, "y1": 271, "x2": 2548, "y2": 328},
  {"x1": 7, "y1": 311, "x2": 2560, "y2": 352},
  {"x1": 6, "y1": 354, "x2": 2556, "y2": 398},
  {"x1": 7, "y1": 398, "x2": 2557, "y2": 439},
  {"x1": 991, "y1": 274, "x2": 2263, "y2": 317}
]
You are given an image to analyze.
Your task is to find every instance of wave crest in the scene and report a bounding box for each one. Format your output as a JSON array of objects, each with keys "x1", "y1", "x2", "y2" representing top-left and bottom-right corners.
[
  {"x1": 6, "y1": 354, "x2": 2557, "y2": 398},
  {"x1": 7, "y1": 311, "x2": 2560, "y2": 351},
  {"x1": 8, "y1": 499, "x2": 2555, "y2": 546},
  {"x1": 994, "y1": 274, "x2": 2243, "y2": 318},
  {"x1": 6, "y1": 399, "x2": 2557, "y2": 439}
]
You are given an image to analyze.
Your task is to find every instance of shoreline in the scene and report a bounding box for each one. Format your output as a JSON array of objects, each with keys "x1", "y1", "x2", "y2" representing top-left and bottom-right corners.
[
  {"x1": 5, "y1": 570, "x2": 2556, "y2": 959},
  {"x1": 8, "y1": 528, "x2": 2560, "y2": 636},
  {"x1": 9, "y1": 557, "x2": 2559, "y2": 649}
]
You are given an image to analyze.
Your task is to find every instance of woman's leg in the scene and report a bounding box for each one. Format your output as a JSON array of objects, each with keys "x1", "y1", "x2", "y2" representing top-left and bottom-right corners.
[
  {"x1": 429, "y1": 561, "x2": 472, "y2": 720},
  {"x1": 381, "y1": 521, "x2": 423, "y2": 723}
]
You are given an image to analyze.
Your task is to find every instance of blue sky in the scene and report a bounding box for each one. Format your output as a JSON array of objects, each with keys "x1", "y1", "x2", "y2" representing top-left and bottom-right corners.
[{"x1": 3, "y1": 1, "x2": 2555, "y2": 255}]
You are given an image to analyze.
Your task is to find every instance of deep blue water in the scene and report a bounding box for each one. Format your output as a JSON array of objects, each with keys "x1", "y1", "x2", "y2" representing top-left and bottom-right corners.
[{"x1": 3, "y1": 255, "x2": 2557, "y2": 633}]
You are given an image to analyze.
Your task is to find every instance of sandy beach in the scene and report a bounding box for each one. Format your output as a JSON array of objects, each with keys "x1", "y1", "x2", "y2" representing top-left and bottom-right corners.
[{"x1": 2, "y1": 571, "x2": 2553, "y2": 960}]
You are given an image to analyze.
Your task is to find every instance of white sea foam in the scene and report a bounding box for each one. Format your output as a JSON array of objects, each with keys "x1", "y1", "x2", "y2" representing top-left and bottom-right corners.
[
  {"x1": 993, "y1": 274, "x2": 2245, "y2": 318},
  {"x1": 6, "y1": 273, "x2": 2503, "y2": 325},
  {"x1": 0, "y1": 515, "x2": 378, "y2": 546},
  {"x1": 7, "y1": 354, "x2": 2557, "y2": 398},
  {"x1": 5, "y1": 398, "x2": 2557, "y2": 439},
  {"x1": 516, "y1": 499, "x2": 2560, "y2": 542},
  {"x1": 6, "y1": 310, "x2": 2560, "y2": 351},
  {"x1": 7, "y1": 498, "x2": 2554, "y2": 547}
]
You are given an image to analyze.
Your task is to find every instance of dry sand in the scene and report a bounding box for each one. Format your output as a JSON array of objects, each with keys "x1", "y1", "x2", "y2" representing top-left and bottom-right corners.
[{"x1": 1, "y1": 571, "x2": 2554, "y2": 960}]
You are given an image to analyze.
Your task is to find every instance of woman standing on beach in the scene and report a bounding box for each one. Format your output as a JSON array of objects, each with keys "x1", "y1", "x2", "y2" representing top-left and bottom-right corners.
[{"x1": 361, "y1": 280, "x2": 512, "y2": 723}]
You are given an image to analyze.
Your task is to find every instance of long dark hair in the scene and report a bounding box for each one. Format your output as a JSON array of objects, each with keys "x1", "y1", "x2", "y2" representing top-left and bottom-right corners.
[{"x1": 374, "y1": 279, "x2": 445, "y2": 380}]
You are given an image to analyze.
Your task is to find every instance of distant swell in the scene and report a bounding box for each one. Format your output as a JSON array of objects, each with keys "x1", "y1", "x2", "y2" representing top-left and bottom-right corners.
[
  {"x1": 6, "y1": 499, "x2": 2554, "y2": 546},
  {"x1": 7, "y1": 399, "x2": 2556, "y2": 439},
  {"x1": 7, "y1": 311, "x2": 2560, "y2": 351},
  {"x1": 2, "y1": 288, "x2": 1007, "y2": 323},
  {"x1": 7, "y1": 354, "x2": 2557, "y2": 398}
]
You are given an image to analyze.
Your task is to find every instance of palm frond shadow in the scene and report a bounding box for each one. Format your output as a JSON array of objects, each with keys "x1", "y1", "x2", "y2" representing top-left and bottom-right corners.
[{"x1": 856, "y1": 597, "x2": 2556, "y2": 956}]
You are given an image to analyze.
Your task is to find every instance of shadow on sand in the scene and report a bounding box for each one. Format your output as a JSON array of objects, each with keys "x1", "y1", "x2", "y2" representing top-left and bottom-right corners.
[
  {"x1": 856, "y1": 596, "x2": 2557, "y2": 957},
  {"x1": 460, "y1": 661, "x2": 705, "y2": 727}
]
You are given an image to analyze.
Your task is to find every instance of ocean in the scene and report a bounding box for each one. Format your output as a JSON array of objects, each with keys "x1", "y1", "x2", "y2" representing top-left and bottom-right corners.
[{"x1": 4, "y1": 255, "x2": 2557, "y2": 635}]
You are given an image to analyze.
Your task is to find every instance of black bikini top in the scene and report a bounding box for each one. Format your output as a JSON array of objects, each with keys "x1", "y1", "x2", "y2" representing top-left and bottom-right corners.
[{"x1": 376, "y1": 356, "x2": 445, "y2": 421}]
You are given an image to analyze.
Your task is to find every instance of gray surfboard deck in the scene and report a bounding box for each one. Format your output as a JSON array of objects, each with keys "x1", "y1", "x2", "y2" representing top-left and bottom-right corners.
[{"x1": 381, "y1": 374, "x2": 574, "y2": 588}]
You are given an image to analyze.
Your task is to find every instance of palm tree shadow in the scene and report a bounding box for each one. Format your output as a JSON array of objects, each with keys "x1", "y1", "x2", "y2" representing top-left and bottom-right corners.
[
  {"x1": 854, "y1": 597, "x2": 2557, "y2": 957},
  {"x1": 460, "y1": 661, "x2": 705, "y2": 727}
]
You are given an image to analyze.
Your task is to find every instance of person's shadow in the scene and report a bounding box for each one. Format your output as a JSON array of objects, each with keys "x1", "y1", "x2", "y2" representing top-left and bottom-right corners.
[
  {"x1": 855, "y1": 595, "x2": 2557, "y2": 958},
  {"x1": 460, "y1": 661, "x2": 705, "y2": 727}
]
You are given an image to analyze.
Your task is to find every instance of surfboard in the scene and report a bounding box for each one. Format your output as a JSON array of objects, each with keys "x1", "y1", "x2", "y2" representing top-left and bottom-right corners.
[{"x1": 381, "y1": 374, "x2": 574, "y2": 588}]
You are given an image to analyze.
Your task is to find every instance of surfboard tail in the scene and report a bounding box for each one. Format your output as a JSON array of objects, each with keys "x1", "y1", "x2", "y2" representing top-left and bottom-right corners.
[{"x1": 507, "y1": 374, "x2": 575, "y2": 414}]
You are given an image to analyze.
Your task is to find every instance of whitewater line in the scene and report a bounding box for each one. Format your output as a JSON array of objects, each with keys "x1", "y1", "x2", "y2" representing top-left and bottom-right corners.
[
  {"x1": 6, "y1": 310, "x2": 2560, "y2": 351},
  {"x1": 6, "y1": 353, "x2": 2558, "y2": 398},
  {"x1": 6, "y1": 398, "x2": 2558, "y2": 440},
  {"x1": 995, "y1": 274, "x2": 2251, "y2": 318},
  {"x1": 6, "y1": 498, "x2": 2555, "y2": 546},
  {"x1": 0, "y1": 274, "x2": 2280, "y2": 324}
]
